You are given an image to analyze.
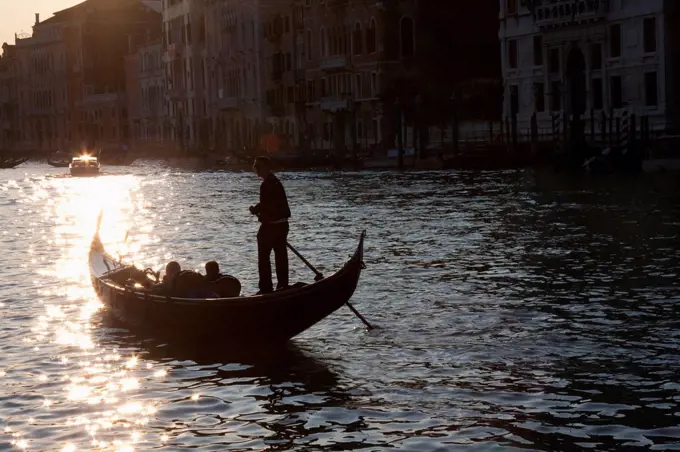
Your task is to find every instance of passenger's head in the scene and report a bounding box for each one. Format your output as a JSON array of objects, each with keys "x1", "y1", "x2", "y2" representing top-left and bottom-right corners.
[
  {"x1": 165, "y1": 261, "x2": 181, "y2": 278},
  {"x1": 253, "y1": 156, "x2": 271, "y2": 178},
  {"x1": 205, "y1": 260, "x2": 220, "y2": 279}
]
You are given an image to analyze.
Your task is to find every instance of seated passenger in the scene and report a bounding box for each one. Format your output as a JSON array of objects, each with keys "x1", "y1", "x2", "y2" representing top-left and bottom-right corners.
[
  {"x1": 150, "y1": 261, "x2": 181, "y2": 293},
  {"x1": 204, "y1": 260, "x2": 224, "y2": 282},
  {"x1": 172, "y1": 270, "x2": 210, "y2": 297}
]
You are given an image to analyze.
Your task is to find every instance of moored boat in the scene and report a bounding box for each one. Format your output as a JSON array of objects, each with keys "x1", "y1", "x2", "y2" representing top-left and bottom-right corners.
[
  {"x1": 47, "y1": 150, "x2": 73, "y2": 167},
  {"x1": 0, "y1": 156, "x2": 28, "y2": 169},
  {"x1": 89, "y1": 220, "x2": 367, "y2": 344},
  {"x1": 70, "y1": 155, "x2": 100, "y2": 176},
  {"x1": 47, "y1": 158, "x2": 71, "y2": 168}
]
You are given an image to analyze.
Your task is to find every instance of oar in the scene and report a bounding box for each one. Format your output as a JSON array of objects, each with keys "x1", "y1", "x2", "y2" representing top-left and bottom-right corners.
[{"x1": 286, "y1": 241, "x2": 374, "y2": 330}]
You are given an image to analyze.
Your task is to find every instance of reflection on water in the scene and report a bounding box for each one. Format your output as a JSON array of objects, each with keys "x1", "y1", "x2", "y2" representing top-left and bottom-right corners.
[{"x1": 1, "y1": 162, "x2": 679, "y2": 450}]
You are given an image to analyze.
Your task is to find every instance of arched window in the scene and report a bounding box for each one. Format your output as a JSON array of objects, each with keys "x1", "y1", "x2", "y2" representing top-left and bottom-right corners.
[
  {"x1": 320, "y1": 28, "x2": 326, "y2": 57},
  {"x1": 400, "y1": 17, "x2": 415, "y2": 56},
  {"x1": 352, "y1": 22, "x2": 363, "y2": 55},
  {"x1": 367, "y1": 18, "x2": 377, "y2": 54}
]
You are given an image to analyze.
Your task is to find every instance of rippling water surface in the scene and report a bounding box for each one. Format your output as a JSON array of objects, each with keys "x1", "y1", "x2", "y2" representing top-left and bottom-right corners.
[{"x1": 1, "y1": 161, "x2": 679, "y2": 451}]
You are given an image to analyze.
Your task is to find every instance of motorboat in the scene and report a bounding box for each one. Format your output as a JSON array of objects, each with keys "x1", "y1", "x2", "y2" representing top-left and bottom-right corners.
[{"x1": 70, "y1": 155, "x2": 100, "y2": 177}]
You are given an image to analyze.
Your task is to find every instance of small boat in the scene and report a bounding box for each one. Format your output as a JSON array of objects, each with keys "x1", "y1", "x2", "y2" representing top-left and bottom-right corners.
[
  {"x1": 47, "y1": 158, "x2": 71, "y2": 168},
  {"x1": 70, "y1": 155, "x2": 100, "y2": 177},
  {"x1": 47, "y1": 150, "x2": 73, "y2": 167},
  {"x1": 89, "y1": 218, "x2": 366, "y2": 344},
  {"x1": 0, "y1": 157, "x2": 29, "y2": 169}
]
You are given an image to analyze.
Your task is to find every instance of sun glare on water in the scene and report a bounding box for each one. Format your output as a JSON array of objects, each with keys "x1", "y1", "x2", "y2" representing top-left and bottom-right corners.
[{"x1": 7, "y1": 173, "x2": 173, "y2": 450}]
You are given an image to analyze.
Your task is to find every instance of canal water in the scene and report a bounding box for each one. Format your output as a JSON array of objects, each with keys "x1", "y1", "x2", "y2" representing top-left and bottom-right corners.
[{"x1": 1, "y1": 161, "x2": 679, "y2": 451}]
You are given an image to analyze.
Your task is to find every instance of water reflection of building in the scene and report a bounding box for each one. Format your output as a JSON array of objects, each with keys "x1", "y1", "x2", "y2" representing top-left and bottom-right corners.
[
  {"x1": 499, "y1": 0, "x2": 680, "y2": 133},
  {"x1": 0, "y1": 43, "x2": 19, "y2": 152}
]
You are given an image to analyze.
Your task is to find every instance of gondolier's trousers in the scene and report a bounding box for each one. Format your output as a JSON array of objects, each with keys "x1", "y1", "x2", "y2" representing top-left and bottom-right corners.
[{"x1": 257, "y1": 221, "x2": 289, "y2": 292}]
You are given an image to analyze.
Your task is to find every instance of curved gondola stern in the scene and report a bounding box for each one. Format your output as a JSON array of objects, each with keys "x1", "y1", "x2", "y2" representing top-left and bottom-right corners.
[
  {"x1": 90, "y1": 210, "x2": 105, "y2": 254},
  {"x1": 89, "y1": 210, "x2": 122, "y2": 279},
  {"x1": 354, "y1": 230, "x2": 366, "y2": 263}
]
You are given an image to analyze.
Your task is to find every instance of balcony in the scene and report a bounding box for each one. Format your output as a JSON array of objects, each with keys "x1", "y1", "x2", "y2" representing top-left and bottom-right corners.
[
  {"x1": 216, "y1": 96, "x2": 239, "y2": 111},
  {"x1": 319, "y1": 55, "x2": 348, "y2": 72},
  {"x1": 320, "y1": 97, "x2": 351, "y2": 112},
  {"x1": 534, "y1": 0, "x2": 609, "y2": 28}
]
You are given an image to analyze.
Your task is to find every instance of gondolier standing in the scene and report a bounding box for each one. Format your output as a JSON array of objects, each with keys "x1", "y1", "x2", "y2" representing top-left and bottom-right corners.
[{"x1": 250, "y1": 156, "x2": 291, "y2": 294}]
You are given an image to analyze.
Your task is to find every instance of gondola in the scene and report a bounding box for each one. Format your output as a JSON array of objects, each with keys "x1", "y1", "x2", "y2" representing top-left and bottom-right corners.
[
  {"x1": 47, "y1": 158, "x2": 71, "y2": 168},
  {"x1": 0, "y1": 157, "x2": 28, "y2": 169},
  {"x1": 89, "y1": 218, "x2": 366, "y2": 344},
  {"x1": 47, "y1": 151, "x2": 73, "y2": 167}
]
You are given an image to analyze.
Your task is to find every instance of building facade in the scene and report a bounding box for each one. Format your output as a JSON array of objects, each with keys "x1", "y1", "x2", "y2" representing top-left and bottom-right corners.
[
  {"x1": 259, "y1": 0, "x2": 501, "y2": 155},
  {"x1": 296, "y1": 0, "x2": 389, "y2": 153},
  {"x1": 12, "y1": 0, "x2": 162, "y2": 154},
  {"x1": 163, "y1": 0, "x2": 211, "y2": 152},
  {"x1": 126, "y1": 30, "x2": 166, "y2": 154},
  {"x1": 14, "y1": 14, "x2": 69, "y2": 153},
  {"x1": 499, "y1": 0, "x2": 680, "y2": 133},
  {"x1": 202, "y1": 0, "x2": 267, "y2": 153},
  {"x1": 0, "y1": 43, "x2": 19, "y2": 152}
]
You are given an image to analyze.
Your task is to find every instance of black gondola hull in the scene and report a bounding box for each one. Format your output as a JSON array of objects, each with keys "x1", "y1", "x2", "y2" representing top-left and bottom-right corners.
[
  {"x1": 89, "y1": 232, "x2": 365, "y2": 344},
  {"x1": 0, "y1": 157, "x2": 28, "y2": 169}
]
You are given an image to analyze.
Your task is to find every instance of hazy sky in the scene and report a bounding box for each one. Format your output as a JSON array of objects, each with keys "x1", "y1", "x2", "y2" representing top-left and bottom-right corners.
[{"x1": 0, "y1": 0, "x2": 78, "y2": 48}]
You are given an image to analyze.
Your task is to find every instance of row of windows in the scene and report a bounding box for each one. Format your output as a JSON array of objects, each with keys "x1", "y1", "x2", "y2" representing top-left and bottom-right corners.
[
  {"x1": 142, "y1": 85, "x2": 164, "y2": 113},
  {"x1": 512, "y1": 72, "x2": 659, "y2": 114},
  {"x1": 506, "y1": 0, "x2": 605, "y2": 17},
  {"x1": 306, "y1": 16, "x2": 414, "y2": 61},
  {"x1": 33, "y1": 90, "x2": 53, "y2": 109},
  {"x1": 132, "y1": 124, "x2": 165, "y2": 142},
  {"x1": 507, "y1": 17, "x2": 657, "y2": 70},
  {"x1": 266, "y1": 72, "x2": 379, "y2": 107},
  {"x1": 316, "y1": 19, "x2": 378, "y2": 58},
  {"x1": 140, "y1": 50, "x2": 162, "y2": 73}
]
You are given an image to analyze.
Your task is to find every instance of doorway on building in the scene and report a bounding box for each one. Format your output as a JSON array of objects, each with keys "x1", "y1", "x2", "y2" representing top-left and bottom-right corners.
[{"x1": 566, "y1": 46, "x2": 587, "y2": 118}]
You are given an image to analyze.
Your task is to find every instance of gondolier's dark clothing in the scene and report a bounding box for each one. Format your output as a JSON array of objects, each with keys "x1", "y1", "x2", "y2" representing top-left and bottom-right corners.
[{"x1": 253, "y1": 173, "x2": 291, "y2": 293}]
